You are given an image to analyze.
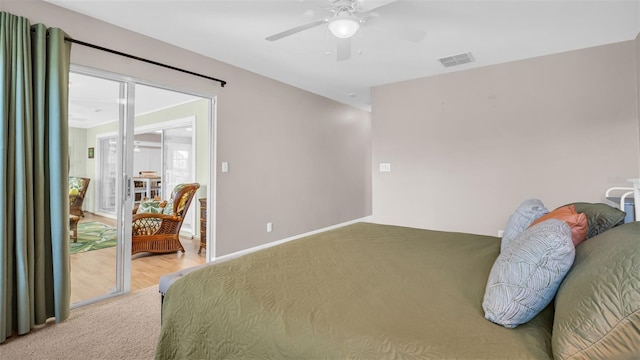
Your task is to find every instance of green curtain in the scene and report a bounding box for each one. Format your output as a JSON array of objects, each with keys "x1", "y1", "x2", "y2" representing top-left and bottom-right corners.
[{"x1": 0, "y1": 12, "x2": 71, "y2": 343}]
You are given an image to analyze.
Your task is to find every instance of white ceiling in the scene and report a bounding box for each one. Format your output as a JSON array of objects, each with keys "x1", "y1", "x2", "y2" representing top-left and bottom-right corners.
[
  {"x1": 68, "y1": 72, "x2": 200, "y2": 128},
  {"x1": 50, "y1": 0, "x2": 640, "y2": 111}
]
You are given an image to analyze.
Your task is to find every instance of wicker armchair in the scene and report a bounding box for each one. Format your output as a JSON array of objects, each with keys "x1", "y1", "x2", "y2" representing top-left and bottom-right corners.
[
  {"x1": 69, "y1": 176, "x2": 90, "y2": 217},
  {"x1": 131, "y1": 183, "x2": 199, "y2": 255}
]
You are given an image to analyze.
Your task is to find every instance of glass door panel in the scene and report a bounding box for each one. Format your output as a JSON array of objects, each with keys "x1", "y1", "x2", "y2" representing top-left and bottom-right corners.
[{"x1": 68, "y1": 70, "x2": 131, "y2": 305}]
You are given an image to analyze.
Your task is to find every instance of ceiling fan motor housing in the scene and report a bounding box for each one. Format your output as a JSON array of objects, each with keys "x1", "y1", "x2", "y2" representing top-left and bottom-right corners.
[{"x1": 330, "y1": 0, "x2": 359, "y2": 16}]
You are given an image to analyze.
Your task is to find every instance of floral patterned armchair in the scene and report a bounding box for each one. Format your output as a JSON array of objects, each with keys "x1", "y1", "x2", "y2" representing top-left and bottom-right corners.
[
  {"x1": 131, "y1": 183, "x2": 199, "y2": 255},
  {"x1": 69, "y1": 176, "x2": 90, "y2": 217}
]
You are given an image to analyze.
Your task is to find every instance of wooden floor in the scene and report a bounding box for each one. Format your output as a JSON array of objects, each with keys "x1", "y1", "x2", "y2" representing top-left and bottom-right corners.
[{"x1": 70, "y1": 213, "x2": 206, "y2": 304}]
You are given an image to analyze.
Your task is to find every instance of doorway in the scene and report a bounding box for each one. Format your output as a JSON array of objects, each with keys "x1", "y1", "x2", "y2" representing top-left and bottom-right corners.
[
  {"x1": 133, "y1": 120, "x2": 197, "y2": 233},
  {"x1": 67, "y1": 68, "x2": 212, "y2": 305}
]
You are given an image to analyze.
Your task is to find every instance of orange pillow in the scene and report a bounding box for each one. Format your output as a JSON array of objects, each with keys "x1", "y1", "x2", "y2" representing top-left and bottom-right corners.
[{"x1": 529, "y1": 205, "x2": 588, "y2": 247}]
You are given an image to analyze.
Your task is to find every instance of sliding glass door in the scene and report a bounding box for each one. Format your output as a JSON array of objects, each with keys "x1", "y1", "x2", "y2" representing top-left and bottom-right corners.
[{"x1": 68, "y1": 66, "x2": 214, "y2": 306}]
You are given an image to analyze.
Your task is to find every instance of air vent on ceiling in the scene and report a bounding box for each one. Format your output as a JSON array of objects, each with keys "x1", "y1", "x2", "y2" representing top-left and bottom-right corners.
[{"x1": 438, "y1": 52, "x2": 475, "y2": 68}]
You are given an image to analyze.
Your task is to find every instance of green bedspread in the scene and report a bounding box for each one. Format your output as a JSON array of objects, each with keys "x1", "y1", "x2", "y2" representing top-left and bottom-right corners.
[{"x1": 156, "y1": 222, "x2": 553, "y2": 359}]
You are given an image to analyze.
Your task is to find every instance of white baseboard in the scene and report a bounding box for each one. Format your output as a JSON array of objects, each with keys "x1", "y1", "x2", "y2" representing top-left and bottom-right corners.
[{"x1": 212, "y1": 216, "x2": 372, "y2": 264}]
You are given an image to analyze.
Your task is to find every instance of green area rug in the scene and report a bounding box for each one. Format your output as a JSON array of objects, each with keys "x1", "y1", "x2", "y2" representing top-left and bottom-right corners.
[{"x1": 71, "y1": 222, "x2": 117, "y2": 255}]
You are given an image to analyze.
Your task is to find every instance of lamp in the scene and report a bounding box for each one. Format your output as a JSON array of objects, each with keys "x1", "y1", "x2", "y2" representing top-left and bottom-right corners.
[{"x1": 328, "y1": 14, "x2": 360, "y2": 39}]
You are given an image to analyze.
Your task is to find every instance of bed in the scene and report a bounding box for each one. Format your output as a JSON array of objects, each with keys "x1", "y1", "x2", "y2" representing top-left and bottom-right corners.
[{"x1": 156, "y1": 218, "x2": 640, "y2": 359}]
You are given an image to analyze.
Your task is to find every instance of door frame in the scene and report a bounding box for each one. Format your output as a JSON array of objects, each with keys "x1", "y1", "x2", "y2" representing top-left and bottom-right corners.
[
  {"x1": 134, "y1": 116, "x2": 198, "y2": 235},
  {"x1": 69, "y1": 64, "x2": 217, "y2": 306}
]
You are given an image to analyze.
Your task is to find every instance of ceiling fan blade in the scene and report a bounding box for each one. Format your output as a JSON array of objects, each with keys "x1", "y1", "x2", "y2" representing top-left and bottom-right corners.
[
  {"x1": 360, "y1": 1, "x2": 426, "y2": 42},
  {"x1": 358, "y1": 0, "x2": 401, "y2": 18},
  {"x1": 336, "y1": 37, "x2": 351, "y2": 62},
  {"x1": 265, "y1": 19, "x2": 328, "y2": 41}
]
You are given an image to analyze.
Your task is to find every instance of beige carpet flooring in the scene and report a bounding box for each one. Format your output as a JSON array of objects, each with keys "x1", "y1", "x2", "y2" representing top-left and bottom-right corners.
[{"x1": 0, "y1": 286, "x2": 161, "y2": 360}]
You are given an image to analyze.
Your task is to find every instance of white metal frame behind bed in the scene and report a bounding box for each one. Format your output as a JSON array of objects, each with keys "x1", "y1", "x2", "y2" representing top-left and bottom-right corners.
[
  {"x1": 630, "y1": 178, "x2": 640, "y2": 221},
  {"x1": 605, "y1": 178, "x2": 640, "y2": 222}
]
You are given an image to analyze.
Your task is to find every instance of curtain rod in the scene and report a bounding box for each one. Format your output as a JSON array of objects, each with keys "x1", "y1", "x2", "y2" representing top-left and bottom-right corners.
[{"x1": 64, "y1": 37, "x2": 227, "y2": 88}]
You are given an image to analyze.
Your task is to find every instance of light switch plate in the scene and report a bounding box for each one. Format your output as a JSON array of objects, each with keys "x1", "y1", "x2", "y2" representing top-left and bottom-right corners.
[
  {"x1": 379, "y1": 163, "x2": 391, "y2": 172},
  {"x1": 221, "y1": 162, "x2": 229, "y2": 173}
]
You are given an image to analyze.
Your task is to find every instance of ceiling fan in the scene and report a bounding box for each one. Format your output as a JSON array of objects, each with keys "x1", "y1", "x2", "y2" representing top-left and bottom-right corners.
[{"x1": 265, "y1": 0, "x2": 425, "y2": 62}]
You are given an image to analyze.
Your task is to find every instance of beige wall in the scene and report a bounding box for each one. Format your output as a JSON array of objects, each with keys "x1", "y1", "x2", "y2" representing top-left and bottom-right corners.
[
  {"x1": 68, "y1": 127, "x2": 87, "y2": 178},
  {"x1": 4, "y1": 1, "x2": 372, "y2": 256},
  {"x1": 371, "y1": 40, "x2": 640, "y2": 236}
]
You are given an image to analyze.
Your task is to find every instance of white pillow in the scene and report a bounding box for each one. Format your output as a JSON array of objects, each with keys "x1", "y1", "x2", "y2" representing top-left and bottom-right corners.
[
  {"x1": 501, "y1": 199, "x2": 548, "y2": 252},
  {"x1": 483, "y1": 219, "x2": 575, "y2": 328}
]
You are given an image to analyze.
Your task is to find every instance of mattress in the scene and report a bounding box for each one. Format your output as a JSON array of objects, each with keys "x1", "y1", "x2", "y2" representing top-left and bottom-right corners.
[{"x1": 155, "y1": 222, "x2": 553, "y2": 359}]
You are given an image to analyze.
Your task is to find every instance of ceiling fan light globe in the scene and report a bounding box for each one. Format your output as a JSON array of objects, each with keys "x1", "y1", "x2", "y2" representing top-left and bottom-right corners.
[{"x1": 328, "y1": 18, "x2": 360, "y2": 39}]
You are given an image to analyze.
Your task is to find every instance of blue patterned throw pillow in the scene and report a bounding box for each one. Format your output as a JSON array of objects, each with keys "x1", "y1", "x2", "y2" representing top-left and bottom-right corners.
[
  {"x1": 501, "y1": 199, "x2": 548, "y2": 252},
  {"x1": 483, "y1": 219, "x2": 575, "y2": 328}
]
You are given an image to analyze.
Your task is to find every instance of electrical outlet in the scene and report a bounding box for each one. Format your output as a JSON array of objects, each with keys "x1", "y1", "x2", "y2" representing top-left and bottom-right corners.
[
  {"x1": 266, "y1": 222, "x2": 273, "y2": 233},
  {"x1": 498, "y1": 229, "x2": 504, "y2": 238}
]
